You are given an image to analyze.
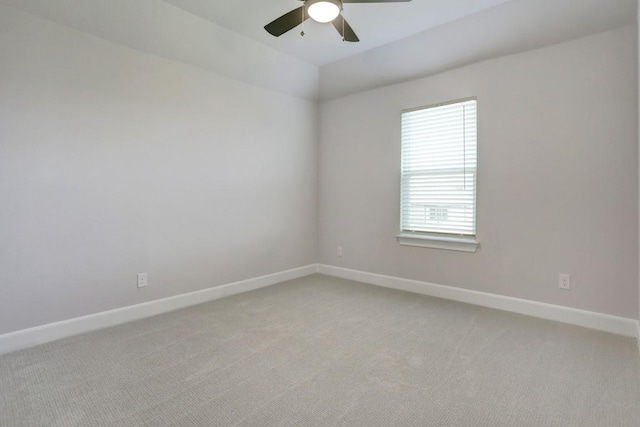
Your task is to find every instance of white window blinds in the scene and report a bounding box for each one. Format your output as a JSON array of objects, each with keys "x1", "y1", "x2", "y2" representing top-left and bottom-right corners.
[{"x1": 401, "y1": 99, "x2": 477, "y2": 237}]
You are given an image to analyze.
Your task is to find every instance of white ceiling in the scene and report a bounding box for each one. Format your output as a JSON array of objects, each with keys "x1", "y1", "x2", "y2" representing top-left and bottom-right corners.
[
  {"x1": 0, "y1": 0, "x2": 321, "y2": 99},
  {"x1": 162, "y1": 0, "x2": 514, "y2": 65},
  {"x1": 321, "y1": 0, "x2": 637, "y2": 99},
  {"x1": 0, "y1": 0, "x2": 635, "y2": 100}
]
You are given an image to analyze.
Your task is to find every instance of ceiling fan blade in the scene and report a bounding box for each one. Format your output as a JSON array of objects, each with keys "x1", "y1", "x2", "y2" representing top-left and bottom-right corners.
[
  {"x1": 332, "y1": 14, "x2": 359, "y2": 42},
  {"x1": 342, "y1": 0, "x2": 411, "y2": 3},
  {"x1": 265, "y1": 6, "x2": 309, "y2": 37}
]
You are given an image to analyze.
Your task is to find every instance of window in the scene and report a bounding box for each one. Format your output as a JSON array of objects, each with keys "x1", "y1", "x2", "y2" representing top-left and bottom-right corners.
[{"x1": 398, "y1": 98, "x2": 478, "y2": 252}]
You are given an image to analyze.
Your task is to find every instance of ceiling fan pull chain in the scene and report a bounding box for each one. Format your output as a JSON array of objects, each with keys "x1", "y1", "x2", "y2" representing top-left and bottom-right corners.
[{"x1": 301, "y1": 6, "x2": 306, "y2": 36}]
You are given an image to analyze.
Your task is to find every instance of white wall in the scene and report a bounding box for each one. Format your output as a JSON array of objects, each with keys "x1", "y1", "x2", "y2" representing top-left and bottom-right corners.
[
  {"x1": 0, "y1": 6, "x2": 317, "y2": 334},
  {"x1": 319, "y1": 26, "x2": 639, "y2": 319}
]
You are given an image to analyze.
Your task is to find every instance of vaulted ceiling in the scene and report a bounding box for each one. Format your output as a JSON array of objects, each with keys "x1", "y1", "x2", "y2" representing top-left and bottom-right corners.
[
  {"x1": 0, "y1": 0, "x2": 635, "y2": 100},
  {"x1": 162, "y1": 0, "x2": 513, "y2": 65}
]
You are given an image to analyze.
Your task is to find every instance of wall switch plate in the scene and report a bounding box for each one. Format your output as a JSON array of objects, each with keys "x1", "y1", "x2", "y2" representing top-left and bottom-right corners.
[
  {"x1": 137, "y1": 272, "x2": 148, "y2": 288},
  {"x1": 558, "y1": 274, "x2": 571, "y2": 290},
  {"x1": 337, "y1": 246, "x2": 343, "y2": 257}
]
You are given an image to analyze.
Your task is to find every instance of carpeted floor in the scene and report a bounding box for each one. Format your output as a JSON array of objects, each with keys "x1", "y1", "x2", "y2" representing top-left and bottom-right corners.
[{"x1": 1, "y1": 274, "x2": 639, "y2": 426}]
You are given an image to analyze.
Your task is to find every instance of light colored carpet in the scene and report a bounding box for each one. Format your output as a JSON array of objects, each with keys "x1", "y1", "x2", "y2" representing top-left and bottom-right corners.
[{"x1": 1, "y1": 274, "x2": 639, "y2": 426}]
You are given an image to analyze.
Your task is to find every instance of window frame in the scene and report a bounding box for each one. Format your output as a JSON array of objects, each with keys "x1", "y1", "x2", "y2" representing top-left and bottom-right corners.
[{"x1": 397, "y1": 97, "x2": 479, "y2": 253}]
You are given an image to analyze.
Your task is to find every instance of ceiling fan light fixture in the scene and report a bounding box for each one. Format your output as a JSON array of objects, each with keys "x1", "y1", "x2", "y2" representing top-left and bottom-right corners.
[{"x1": 307, "y1": 0, "x2": 341, "y2": 23}]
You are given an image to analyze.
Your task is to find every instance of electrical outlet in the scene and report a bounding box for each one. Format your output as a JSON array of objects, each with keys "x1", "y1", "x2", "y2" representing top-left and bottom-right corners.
[
  {"x1": 337, "y1": 246, "x2": 343, "y2": 257},
  {"x1": 137, "y1": 272, "x2": 148, "y2": 288},
  {"x1": 558, "y1": 274, "x2": 571, "y2": 290}
]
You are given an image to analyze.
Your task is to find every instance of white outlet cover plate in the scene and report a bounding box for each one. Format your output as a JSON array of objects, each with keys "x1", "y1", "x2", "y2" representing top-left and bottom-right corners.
[
  {"x1": 559, "y1": 274, "x2": 571, "y2": 290},
  {"x1": 137, "y1": 273, "x2": 148, "y2": 288}
]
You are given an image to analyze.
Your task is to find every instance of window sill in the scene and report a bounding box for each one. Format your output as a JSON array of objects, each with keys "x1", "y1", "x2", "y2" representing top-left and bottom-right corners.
[{"x1": 396, "y1": 234, "x2": 479, "y2": 253}]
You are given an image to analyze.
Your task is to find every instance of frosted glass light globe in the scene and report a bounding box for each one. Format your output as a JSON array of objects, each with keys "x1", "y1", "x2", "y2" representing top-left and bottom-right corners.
[{"x1": 308, "y1": 1, "x2": 340, "y2": 23}]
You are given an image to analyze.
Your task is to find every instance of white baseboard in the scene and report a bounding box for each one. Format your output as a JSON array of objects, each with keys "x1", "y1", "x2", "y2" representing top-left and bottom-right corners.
[
  {"x1": 318, "y1": 264, "x2": 639, "y2": 338},
  {"x1": 2, "y1": 263, "x2": 636, "y2": 355},
  {"x1": 0, "y1": 264, "x2": 319, "y2": 355}
]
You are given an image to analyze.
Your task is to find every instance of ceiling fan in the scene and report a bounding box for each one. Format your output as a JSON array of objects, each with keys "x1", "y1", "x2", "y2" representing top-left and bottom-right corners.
[{"x1": 264, "y1": 0, "x2": 411, "y2": 42}]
